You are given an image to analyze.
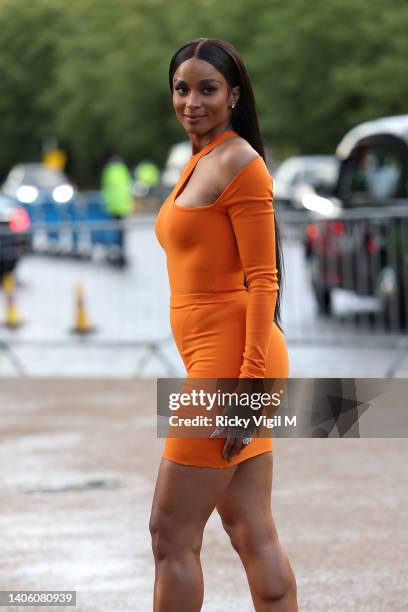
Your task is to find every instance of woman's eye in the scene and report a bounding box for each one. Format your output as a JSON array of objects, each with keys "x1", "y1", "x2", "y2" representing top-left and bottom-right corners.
[{"x1": 174, "y1": 86, "x2": 216, "y2": 95}]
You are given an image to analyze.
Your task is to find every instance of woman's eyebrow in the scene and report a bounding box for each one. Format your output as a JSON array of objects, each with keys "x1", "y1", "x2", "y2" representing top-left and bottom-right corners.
[{"x1": 173, "y1": 77, "x2": 222, "y2": 84}]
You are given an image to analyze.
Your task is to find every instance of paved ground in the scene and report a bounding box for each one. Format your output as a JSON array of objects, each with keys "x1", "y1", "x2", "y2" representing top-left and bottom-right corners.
[{"x1": 1, "y1": 379, "x2": 406, "y2": 611}]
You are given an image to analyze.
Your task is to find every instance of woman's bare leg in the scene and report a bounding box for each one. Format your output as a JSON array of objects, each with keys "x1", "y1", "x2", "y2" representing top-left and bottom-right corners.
[
  {"x1": 149, "y1": 457, "x2": 237, "y2": 612},
  {"x1": 217, "y1": 452, "x2": 298, "y2": 611}
]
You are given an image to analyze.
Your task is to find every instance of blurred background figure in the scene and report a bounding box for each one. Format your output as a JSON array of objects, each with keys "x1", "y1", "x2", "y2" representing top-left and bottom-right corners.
[
  {"x1": 352, "y1": 146, "x2": 400, "y2": 199},
  {"x1": 133, "y1": 159, "x2": 160, "y2": 200},
  {"x1": 101, "y1": 154, "x2": 134, "y2": 267}
]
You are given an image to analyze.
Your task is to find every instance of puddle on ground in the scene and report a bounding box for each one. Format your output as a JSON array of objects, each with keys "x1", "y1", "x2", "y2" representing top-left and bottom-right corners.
[{"x1": 24, "y1": 478, "x2": 121, "y2": 494}]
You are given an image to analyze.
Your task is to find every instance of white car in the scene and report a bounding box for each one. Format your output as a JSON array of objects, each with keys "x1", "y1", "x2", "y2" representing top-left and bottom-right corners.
[{"x1": 273, "y1": 155, "x2": 339, "y2": 210}]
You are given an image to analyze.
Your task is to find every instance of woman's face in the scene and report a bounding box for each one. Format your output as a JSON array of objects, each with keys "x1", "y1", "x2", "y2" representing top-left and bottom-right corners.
[{"x1": 172, "y1": 58, "x2": 239, "y2": 136}]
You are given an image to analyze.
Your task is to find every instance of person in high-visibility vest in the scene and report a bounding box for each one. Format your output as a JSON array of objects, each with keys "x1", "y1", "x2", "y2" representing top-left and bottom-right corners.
[
  {"x1": 134, "y1": 160, "x2": 160, "y2": 197},
  {"x1": 101, "y1": 155, "x2": 134, "y2": 267}
]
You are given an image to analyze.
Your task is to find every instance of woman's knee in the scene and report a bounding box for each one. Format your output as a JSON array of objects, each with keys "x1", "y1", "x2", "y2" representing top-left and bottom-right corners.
[
  {"x1": 221, "y1": 518, "x2": 296, "y2": 600},
  {"x1": 221, "y1": 514, "x2": 272, "y2": 557},
  {"x1": 149, "y1": 511, "x2": 203, "y2": 562},
  {"x1": 220, "y1": 516, "x2": 248, "y2": 555}
]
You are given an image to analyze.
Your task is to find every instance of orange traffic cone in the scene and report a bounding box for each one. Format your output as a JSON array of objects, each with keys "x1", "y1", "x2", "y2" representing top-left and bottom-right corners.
[
  {"x1": 3, "y1": 273, "x2": 23, "y2": 328},
  {"x1": 71, "y1": 280, "x2": 96, "y2": 334}
]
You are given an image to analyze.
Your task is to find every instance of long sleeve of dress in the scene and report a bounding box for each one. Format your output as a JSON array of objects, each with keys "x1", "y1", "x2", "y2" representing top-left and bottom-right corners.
[{"x1": 222, "y1": 157, "x2": 279, "y2": 378}]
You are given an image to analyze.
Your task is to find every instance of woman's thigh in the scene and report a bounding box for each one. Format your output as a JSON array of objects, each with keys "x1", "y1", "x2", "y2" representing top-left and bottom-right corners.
[
  {"x1": 150, "y1": 458, "x2": 238, "y2": 547},
  {"x1": 216, "y1": 452, "x2": 276, "y2": 544},
  {"x1": 216, "y1": 453, "x2": 296, "y2": 604}
]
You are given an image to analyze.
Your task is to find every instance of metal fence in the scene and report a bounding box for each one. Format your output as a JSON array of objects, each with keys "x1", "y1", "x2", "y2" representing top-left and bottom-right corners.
[
  {"x1": 0, "y1": 203, "x2": 177, "y2": 376},
  {"x1": 278, "y1": 205, "x2": 408, "y2": 339},
  {"x1": 0, "y1": 198, "x2": 407, "y2": 377}
]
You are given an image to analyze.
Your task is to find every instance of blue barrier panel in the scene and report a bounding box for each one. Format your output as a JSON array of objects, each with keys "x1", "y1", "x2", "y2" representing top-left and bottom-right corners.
[
  {"x1": 66, "y1": 199, "x2": 86, "y2": 249},
  {"x1": 39, "y1": 197, "x2": 69, "y2": 244},
  {"x1": 85, "y1": 193, "x2": 121, "y2": 246},
  {"x1": 21, "y1": 193, "x2": 122, "y2": 256},
  {"x1": 21, "y1": 202, "x2": 43, "y2": 226}
]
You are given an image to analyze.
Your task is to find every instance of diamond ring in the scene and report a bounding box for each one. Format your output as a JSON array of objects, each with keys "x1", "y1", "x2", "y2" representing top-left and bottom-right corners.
[{"x1": 242, "y1": 436, "x2": 252, "y2": 445}]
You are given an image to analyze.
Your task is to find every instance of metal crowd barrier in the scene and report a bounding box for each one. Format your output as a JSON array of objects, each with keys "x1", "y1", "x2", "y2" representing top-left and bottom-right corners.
[
  {"x1": 276, "y1": 205, "x2": 408, "y2": 337},
  {"x1": 0, "y1": 202, "x2": 407, "y2": 376},
  {"x1": 0, "y1": 211, "x2": 176, "y2": 377}
]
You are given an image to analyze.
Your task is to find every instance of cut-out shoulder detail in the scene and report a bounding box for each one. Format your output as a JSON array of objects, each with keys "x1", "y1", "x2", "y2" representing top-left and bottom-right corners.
[
  {"x1": 219, "y1": 140, "x2": 260, "y2": 176},
  {"x1": 216, "y1": 144, "x2": 260, "y2": 201},
  {"x1": 171, "y1": 129, "x2": 267, "y2": 210},
  {"x1": 172, "y1": 155, "x2": 263, "y2": 211}
]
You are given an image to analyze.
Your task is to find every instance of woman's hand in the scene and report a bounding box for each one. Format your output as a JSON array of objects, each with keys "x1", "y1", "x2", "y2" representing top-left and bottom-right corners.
[{"x1": 209, "y1": 379, "x2": 257, "y2": 462}]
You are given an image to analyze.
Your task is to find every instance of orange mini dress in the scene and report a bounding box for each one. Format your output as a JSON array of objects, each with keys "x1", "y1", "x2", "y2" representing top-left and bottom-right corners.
[{"x1": 154, "y1": 129, "x2": 289, "y2": 468}]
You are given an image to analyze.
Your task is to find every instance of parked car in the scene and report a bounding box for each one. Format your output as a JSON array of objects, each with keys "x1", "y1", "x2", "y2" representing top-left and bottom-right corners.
[
  {"x1": 2, "y1": 163, "x2": 75, "y2": 205},
  {"x1": 273, "y1": 155, "x2": 340, "y2": 210},
  {"x1": 305, "y1": 114, "x2": 408, "y2": 327},
  {"x1": 0, "y1": 194, "x2": 31, "y2": 278}
]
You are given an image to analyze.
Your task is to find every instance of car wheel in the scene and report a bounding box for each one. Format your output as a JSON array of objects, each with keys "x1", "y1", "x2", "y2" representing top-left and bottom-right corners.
[
  {"x1": 0, "y1": 259, "x2": 17, "y2": 281},
  {"x1": 314, "y1": 283, "x2": 332, "y2": 316},
  {"x1": 308, "y1": 256, "x2": 332, "y2": 316}
]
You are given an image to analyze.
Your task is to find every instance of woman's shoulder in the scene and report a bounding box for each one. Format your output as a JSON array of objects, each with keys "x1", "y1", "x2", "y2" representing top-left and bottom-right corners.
[
  {"x1": 214, "y1": 137, "x2": 270, "y2": 203},
  {"x1": 218, "y1": 137, "x2": 261, "y2": 181}
]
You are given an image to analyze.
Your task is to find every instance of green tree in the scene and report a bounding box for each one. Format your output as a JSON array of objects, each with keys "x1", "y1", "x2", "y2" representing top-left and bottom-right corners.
[
  {"x1": 0, "y1": 0, "x2": 64, "y2": 179},
  {"x1": 1, "y1": 0, "x2": 408, "y2": 186}
]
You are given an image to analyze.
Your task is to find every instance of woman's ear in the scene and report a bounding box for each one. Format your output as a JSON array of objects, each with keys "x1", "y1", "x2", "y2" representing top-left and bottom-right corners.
[{"x1": 232, "y1": 85, "x2": 240, "y2": 106}]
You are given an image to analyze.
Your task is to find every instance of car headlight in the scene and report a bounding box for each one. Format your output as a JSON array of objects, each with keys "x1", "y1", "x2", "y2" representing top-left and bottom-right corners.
[
  {"x1": 302, "y1": 193, "x2": 335, "y2": 216},
  {"x1": 52, "y1": 184, "x2": 74, "y2": 203},
  {"x1": 16, "y1": 185, "x2": 39, "y2": 204}
]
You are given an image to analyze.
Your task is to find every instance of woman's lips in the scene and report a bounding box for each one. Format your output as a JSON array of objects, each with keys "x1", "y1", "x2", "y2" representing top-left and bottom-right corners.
[{"x1": 184, "y1": 115, "x2": 206, "y2": 123}]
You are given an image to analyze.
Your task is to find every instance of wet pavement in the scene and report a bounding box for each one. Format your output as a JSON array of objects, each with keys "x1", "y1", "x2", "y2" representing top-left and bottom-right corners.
[{"x1": 1, "y1": 378, "x2": 407, "y2": 611}]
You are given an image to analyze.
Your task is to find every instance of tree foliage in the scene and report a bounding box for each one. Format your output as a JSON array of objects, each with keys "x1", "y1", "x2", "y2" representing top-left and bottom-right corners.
[{"x1": 0, "y1": 0, "x2": 407, "y2": 185}]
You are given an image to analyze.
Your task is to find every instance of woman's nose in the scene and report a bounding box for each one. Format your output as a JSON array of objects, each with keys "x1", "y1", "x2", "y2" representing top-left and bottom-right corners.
[{"x1": 186, "y1": 91, "x2": 201, "y2": 108}]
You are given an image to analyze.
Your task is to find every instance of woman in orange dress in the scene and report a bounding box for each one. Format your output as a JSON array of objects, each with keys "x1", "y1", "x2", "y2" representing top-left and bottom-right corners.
[{"x1": 151, "y1": 38, "x2": 298, "y2": 611}]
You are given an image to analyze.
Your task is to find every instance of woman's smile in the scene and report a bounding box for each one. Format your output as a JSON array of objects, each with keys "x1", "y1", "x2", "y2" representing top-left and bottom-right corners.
[{"x1": 183, "y1": 114, "x2": 206, "y2": 123}]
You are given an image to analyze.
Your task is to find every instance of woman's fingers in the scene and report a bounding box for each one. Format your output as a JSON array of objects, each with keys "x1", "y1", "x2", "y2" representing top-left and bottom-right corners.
[
  {"x1": 231, "y1": 437, "x2": 244, "y2": 459},
  {"x1": 222, "y1": 436, "x2": 235, "y2": 461},
  {"x1": 212, "y1": 424, "x2": 246, "y2": 461},
  {"x1": 223, "y1": 428, "x2": 245, "y2": 461}
]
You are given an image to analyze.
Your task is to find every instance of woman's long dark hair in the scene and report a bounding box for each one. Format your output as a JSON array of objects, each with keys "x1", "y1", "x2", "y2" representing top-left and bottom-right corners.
[{"x1": 169, "y1": 38, "x2": 285, "y2": 333}]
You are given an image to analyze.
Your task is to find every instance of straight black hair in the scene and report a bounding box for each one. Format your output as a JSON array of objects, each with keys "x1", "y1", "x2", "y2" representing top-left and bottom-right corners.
[{"x1": 169, "y1": 38, "x2": 285, "y2": 333}]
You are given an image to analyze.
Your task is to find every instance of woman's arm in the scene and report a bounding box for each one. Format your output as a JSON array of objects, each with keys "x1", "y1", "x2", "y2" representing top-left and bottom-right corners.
[{"x1": 222, "y1": 153, "x2": 279, "y2": 379}]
